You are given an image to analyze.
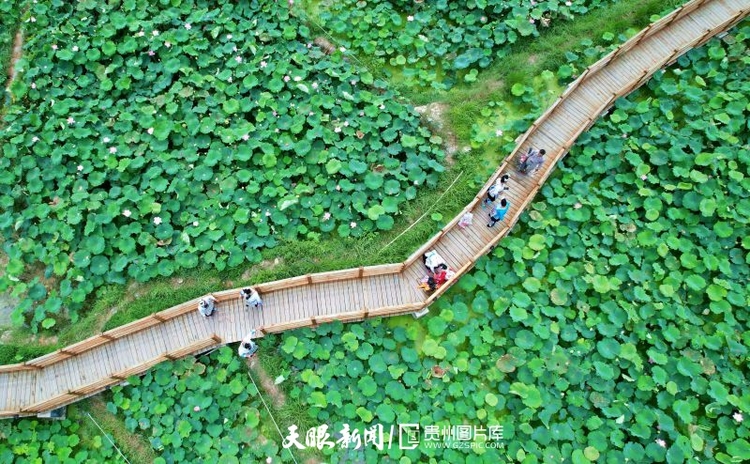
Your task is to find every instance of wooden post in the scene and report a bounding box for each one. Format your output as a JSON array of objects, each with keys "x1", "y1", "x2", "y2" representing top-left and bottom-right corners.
[
  {"x1": 258, "y1": 327, "x2": 266, "y2": 336},
  {"x1": 68, "y1": 390, "x2": 84, "y2": 397},
  {"x1": 153, "y1": 314, "x2": 166, "y2": 322},
  {"x1": 60, "y1": 349, "x2": 76, "y2": 357},
  {"x1": 310, "y1": 316, "x2": 318, "y2": 328},
  {"x1": 23, "y1": 363, "x2": 42, "y2": 370},
  {"x1": 306, "y1": 275, "x2": 312, "y2": 285},
  {"x1": 100, "y1": 333, "x2": 115, "y2": 341},
  {"x1": 111, "y1": 374, "x2": 126, "y2": 381},
  {"x1": 358, "y1": 267, "x2": 364, "y2": 278},
  {"x1": 211, "y1": 334, "x2": 222, "y2": 344},
  {"x1": 363, "y1": 310, "x2": 369, "y2": 319},
  {"x1": 164, "y1": 353, "x2": 177, "y2": 361}
]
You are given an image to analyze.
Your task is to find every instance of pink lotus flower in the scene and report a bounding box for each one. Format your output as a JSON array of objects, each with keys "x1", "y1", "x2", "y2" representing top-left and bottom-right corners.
[
  {"x1": 109, "y1": 147, "x2": 117, "y2": 154},
  {"x1": 655, "y1": 438, "x2": 666, "y2": 448},
  {"x1": 260, "y1": 61, "x2": 267, "y2": 68},
  {"x1": 242, "y1": 134, "x2": 249, "y2": 141},
  {"x1": 52, "y1": 44, "x2": 58, "y2": 50},
  {"x1": 235, "y1": 56, "x2": 242, "y2": 63},
  {"x1": 153, "y1": 217, "x2": 162, "y2": 225},
  {"x1": 641, "y1": 174, "x2": 648, "y2": 180},
  {"x1": 350, "y1": 222, "x2": 357, "y2": 228},
  {"x1": 495, "y1": 129, "x2": 503, "y2": 136},
  {"x1": 67, "y1": 117, "x2": 75, "y2": 125},
  {"x1": 266, "y1": 458, "x2": 272, "y2": 464},
  {"x1": 529, "y1": 18, "x2": 535, "y2": 24},
  {"x1": 123, "y1": 210, "x2": 132, "y2": 218},
  {"x1": 481, "y1": 16, "x2": 487, "y2": 22},
  {"x1": 184, "y1": 23, "x2": 192, "y2": 30},
  {"x1": 77, "y1": 165, "x2": 84, "y2": 171},
  {"x1": 323, "y1": 212, "x2": 331, "y2": 221},
  {"x1": 311, "y1": 82, "x2": 318, "y2": 89},
  {"x1": 148, "y1": 50, "x2": 155, "y2": 56},
  {"x1": 283, "y1": 76, "x2": 290, "y2": 82},
  {"x1": 734, "y1": 412, "x2": 744, "y2": 422},
  {"x1": 194, "y1": 406, "x2": 200, "y2": 412},
  {"x1": 147, "y1": 127, "x2": 154, "y2": 135}
]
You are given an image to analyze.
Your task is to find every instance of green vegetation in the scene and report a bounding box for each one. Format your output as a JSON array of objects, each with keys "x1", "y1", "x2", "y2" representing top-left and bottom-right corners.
[
  {"x1": 0, "y1": 1, "x2": 23, "y2": 112},
  {"x1": 108, "y1": 346, "x2": 293, "y2": 462},
  {"x1": 4, "y1": 3, "x2": 749, "y2": 464},
  {"x1": 268, "y1": 20, "x2": 750, "y2": 462},
  {"x1": 0, "y1": 0, "x2": 444, "y2": 331},
  {"x1": 0, "y1": 412, "x2": 126, "y2": 463},
  {"x1": 304, "y1": 0, "x2": 613, "y2": 90}
]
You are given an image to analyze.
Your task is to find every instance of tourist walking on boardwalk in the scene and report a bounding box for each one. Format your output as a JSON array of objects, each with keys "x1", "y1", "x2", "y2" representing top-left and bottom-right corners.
[
  {"x1": 198, "y1": 295, "x2": 218, "y2": 317},
  {"x1": 488, "y1": 198, "x2": 510, "y2": 227},
  {"x1": 241, "y1": 287, "x2": 263, "y2": 310},
  {"x1": 458, "y1": 211, "x2": 474, "y2": 230},
  {"x1": 483, "y1": 174, "x2": 510, "y2": 207},
  {"x1": 238, "y1": 329, "x2": 259, "y2": 358},
  {"x1": 519, "y1": 147, "x2": 546, "y2": 174}
]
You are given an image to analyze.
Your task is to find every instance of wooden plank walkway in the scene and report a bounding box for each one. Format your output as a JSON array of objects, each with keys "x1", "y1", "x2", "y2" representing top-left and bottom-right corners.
[{"x1": 1, "y1": 0, "x2": 748, "y2": 418}]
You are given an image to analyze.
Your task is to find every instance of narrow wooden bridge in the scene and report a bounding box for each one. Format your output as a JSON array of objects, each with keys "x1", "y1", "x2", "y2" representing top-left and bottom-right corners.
[{"x1": 1, "y1": 0, "x2": 748, "y2": 418}]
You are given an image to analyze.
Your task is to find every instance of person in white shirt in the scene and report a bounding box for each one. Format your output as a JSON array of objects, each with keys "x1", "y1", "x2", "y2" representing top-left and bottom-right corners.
[
  {"x1": 240, "y1": 287, "x2": 263, "y2": 310},
  {"x1": 422, "y1": 250, "x2": 448, "y2": 274},
  {"x1": 198, "y1": 295, "x2": 218, "y2": 317},
  {"x1": 238, "y1": 329, "x2": 258, "y2": 358},
  {"x1": 483, "y1": 174, "x2": 510, "y2": 207}
]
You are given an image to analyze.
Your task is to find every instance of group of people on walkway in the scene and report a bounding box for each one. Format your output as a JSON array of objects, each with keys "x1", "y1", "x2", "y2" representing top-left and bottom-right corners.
[
  {"x1": 194, "y1": 146, "x2": 546, "y2": 358},
  {"x1": 481, "y1": 146, "x2": 546, "y2": 228},
  {"x1": 197, "y1": 287, "x2": 264, "y2": 358},
  {"x1": 419, "y1": 250, "x2": 456, "y2": 292}
]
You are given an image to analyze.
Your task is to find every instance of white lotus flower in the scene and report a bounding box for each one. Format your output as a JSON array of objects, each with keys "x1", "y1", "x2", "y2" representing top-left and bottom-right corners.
[
  {"x1": 184, "y1": 23, "x2": 192, "y2": 30},
  {"x1": 147, "y1": 127, "x2": 154, "y2": 135},
  {"x1": 109, "y1": 147, "x2": 117, "y2": 154},
  {"x1": 123, "y1": 210, "x2": 132, "y2": 217},
  {"x1": 77, "y1": 165, "x2": 84, "y2": 171},
  {"x1": 153, "y1": 216, "x2": 162, "y2": 225}
]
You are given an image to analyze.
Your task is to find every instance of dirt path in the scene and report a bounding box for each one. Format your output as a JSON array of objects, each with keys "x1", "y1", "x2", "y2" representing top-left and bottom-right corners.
[
  {"x1": 246, "y1": 358, "x2": 286, "y2": 409},
  {"x1": 5, "y1": 29, "x2": 23, "y2": 90}
]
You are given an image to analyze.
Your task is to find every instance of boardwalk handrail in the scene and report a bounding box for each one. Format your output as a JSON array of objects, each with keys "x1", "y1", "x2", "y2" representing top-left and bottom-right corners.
[{"x1": 1, "y1": 0, "x2": 748, "y2": 417}]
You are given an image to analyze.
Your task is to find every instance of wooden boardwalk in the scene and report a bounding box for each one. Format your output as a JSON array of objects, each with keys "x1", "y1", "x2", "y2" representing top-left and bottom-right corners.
[{"x1": 1, "y1": 0, "x2": 748, "y2": 418}]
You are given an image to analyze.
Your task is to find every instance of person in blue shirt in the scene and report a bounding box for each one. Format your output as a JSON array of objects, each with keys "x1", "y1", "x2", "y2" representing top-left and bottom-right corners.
[{"x1": 488, "y1": 198, "x2": 510, "y2": 227}]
